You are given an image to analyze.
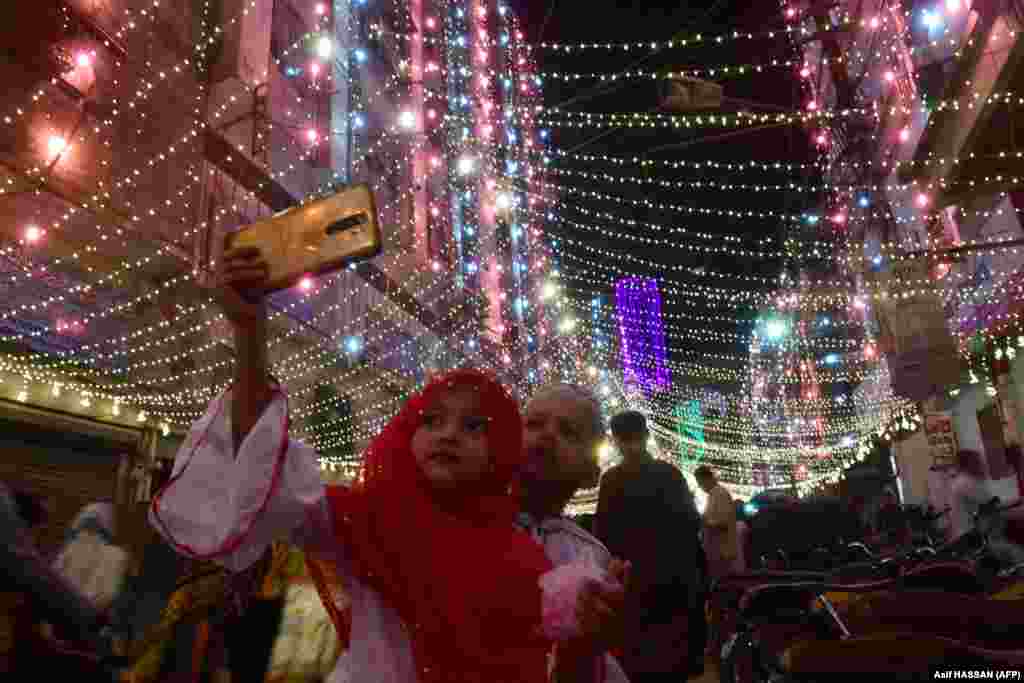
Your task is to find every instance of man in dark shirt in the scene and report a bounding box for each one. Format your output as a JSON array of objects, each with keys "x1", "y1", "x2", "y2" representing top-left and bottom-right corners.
[{"x1": 596, "y1": 411, "x2": 704, "y2": 680}]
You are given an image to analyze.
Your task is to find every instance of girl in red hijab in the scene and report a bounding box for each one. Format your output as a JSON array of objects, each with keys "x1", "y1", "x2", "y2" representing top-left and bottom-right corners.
[
  {"x1": 317, "y1": 368, "x2": 555, "y2": 681},
  {"x1": 152, "y1": 369, "x2": 604, "y2": 683}
]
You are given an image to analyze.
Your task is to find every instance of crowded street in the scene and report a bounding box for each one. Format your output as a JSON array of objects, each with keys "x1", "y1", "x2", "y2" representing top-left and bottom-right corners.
[{"x1": 1, "y1": 0, "x2": 1024, "y2": 681}]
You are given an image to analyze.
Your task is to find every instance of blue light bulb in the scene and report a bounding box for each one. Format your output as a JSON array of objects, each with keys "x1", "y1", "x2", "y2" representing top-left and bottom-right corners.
[{"x1": 354, "y1": 49, "x2": 366, "y2": 63}]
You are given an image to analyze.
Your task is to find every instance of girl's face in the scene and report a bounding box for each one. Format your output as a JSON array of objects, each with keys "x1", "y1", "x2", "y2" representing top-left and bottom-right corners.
[{"x1": 411, "y1": 385, "x2": 492, "y2": 491}]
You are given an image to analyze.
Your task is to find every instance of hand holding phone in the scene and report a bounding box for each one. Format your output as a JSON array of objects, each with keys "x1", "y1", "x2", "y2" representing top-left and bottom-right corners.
[
  {"x1": 224, "y1": 183, "x2": 382, "y2": 294},
  {"x1": 216, "y1": 246, "x2": 270, "y2": 330}
]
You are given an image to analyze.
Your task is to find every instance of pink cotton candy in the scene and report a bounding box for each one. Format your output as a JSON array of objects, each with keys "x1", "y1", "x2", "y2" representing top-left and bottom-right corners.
[{"x1": 538, "y1": 562, "x2": 619, "y2": 641}]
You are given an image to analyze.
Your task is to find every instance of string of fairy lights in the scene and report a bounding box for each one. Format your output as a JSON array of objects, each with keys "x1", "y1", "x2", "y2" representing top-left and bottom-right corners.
[{"x1": 4, "y1": 0, "x2": 1023, "y2": 497}]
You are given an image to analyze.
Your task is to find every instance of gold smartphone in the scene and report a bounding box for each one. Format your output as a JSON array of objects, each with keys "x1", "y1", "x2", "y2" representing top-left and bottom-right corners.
[{"x1": 224, "y1": 183, "x2": 382, "y2": 293}]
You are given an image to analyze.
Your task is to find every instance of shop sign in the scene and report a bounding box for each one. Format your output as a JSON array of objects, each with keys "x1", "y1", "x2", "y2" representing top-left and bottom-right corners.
[{"x1": 876, "y1": 257, "x2": 960, "y2": 400}]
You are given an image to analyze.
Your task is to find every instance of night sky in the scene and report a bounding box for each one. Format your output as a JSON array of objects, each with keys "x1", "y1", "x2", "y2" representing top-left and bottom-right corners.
[{"x1": 516, "y1": 0, "x2": 826, "y2": 389}]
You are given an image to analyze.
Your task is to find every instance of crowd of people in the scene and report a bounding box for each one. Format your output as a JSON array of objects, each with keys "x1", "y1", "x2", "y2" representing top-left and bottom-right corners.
[{"x1": 1, "y1": 245, "x2": 1021, "y2": 682}]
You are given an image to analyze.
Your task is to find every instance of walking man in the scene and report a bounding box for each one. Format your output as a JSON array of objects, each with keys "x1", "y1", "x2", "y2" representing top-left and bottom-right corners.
[
  {"x1": 694, "y1": 466, "x2": 741, "y2": 580},
  {"x1": 596, "y1": 410, "x2": 704, "y2": 680}
]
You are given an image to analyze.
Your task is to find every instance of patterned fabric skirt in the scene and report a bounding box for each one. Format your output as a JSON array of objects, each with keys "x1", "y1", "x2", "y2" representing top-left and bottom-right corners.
[{"x1": 123, "y1": 544, "x2": 346, "y2": 683}]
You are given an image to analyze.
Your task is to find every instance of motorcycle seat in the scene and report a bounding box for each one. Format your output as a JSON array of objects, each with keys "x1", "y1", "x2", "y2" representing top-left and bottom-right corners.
[
  {"x1": 840, "y1": 590, "x2": 1024, "y2": 641},
  {"x1": 781, "y1": 632, "x2": 1024, "y2": 675}
]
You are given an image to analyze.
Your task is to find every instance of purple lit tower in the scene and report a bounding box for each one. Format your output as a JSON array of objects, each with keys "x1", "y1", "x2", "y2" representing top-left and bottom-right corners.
[{"x1": 615, "y1": 277, "x2": 671, "y2": 392}]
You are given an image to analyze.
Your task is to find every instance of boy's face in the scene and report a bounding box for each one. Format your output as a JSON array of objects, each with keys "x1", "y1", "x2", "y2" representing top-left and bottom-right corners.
[
  {"x1": 411, "y1": 386, "x2": 492, "y2": 491},
  {"x1": 521, "y1": 394, "x2": 599, "y2": 492}
]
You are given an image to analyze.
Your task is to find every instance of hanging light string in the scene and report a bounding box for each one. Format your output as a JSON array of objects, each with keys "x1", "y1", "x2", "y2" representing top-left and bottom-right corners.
[
  {"x1": 536, "y1": 90, "x2": 1021, "y2": 128},
  {"x1": 542, "y1": 205, "x2": 1024, "y2": 301},
  {"x1": 530, "y1": 14, "x2": 864, "y2": 52},
  {"x1": 6, "y1": 0, "x2": 921, "y2": 485},
  {"x1": 0, "y1": 16, "x2": 381, "y2": 333},
  {"x1": 535, "y1": 176, "x2": 1024, "y2": 256},
  {"x1": 543, "y1": 163, "x2": 1021, "y2": 197},
  {"x1": 1, "y1": 0, "x2": 168, "y2": 125},
  {"x1": 530, "y1": 4, "x2": 987, "y2": 54},
  {"x1": 537, "y1": 46, "x2": 894, "y2": 82},
  {"x1": 548, "y1": 146, "x2": 1024, "y2": 177}
]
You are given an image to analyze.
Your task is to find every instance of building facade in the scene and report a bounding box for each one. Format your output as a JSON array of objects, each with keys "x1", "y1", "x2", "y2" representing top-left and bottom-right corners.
[{"x1": 783, "y1": 0, "x2": 1024, "y2": 501}]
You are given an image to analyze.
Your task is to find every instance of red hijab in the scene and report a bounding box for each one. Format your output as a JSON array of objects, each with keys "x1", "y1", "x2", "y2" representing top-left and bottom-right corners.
[{"x1": 315, "y1": 369, "x2": 554, "y2": 682}]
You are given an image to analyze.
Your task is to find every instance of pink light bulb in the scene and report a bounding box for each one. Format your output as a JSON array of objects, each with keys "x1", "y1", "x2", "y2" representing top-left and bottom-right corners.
[
  {"x1": 832, "y1": 213, "x2": 846, "y2": 224},
  {"x1": 299, "y1": 277, "x2": 314, "y2": 291},
  {"x1": 25, "y1": 226, "x2": 42, "y2": 243},
  {"x1": 427, "y1": 108, "x2": 437, "y2": 119},
  {"x1": 807, "y1": 100, "x2": 818, "y2": 111},
  {"x1": 432, "y1": 260, "x2": 441, "y2": 272},
  {"x1": 816, "y1": 133, "x2": 827, "y2": 145},
  {"x1": 884, "y1": 70, "x2": 895, "y2": 82},
  {"x1": 800, "y1": 66, "x2": 810, "y2": 78},
  {"x1": 477, "y1": 6, "x2": 486, "y2": 18},
  {"x1": 310, "y1": 62, "x2": 321, "y2": 76},
  {"x1": 430, "y1": 156, "x2": 440, "y2": 167},
  {"x1": 47, "y1": 136, "x2": 67, "y2": 155},
  {"x1": 916, "y1": 193, "x2": 929, "y2": 207},
  {"x1": 870, "y1": 16, "x2": 880, "y2": 28},
  {"x1": 315, "y1": 3, "x2": 327, "y2": 14},
  {"x1": 516, "y1": 31, "x2": 523, "y2": 40},
  {"x1": 76, "y1": 53, "x2": 91, "y2": 68},
  {"x1": 306, "y1": 129, "x2": 318, "y2": 142},
  {"x1": 785, "y1": 7, "x2": 796, "y2": 18},
  {"x1": 899, "y1": 127, "x2": 910, "y2": 142},
  {"x1": 426, "y1": 17, "x2": 436, "y2": 28}
]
